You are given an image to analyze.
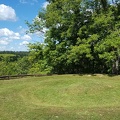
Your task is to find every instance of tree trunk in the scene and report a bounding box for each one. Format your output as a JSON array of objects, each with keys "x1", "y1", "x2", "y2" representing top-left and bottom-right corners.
[{"x1": 112, "y1": 58, "x2": 119, "y2": 74}]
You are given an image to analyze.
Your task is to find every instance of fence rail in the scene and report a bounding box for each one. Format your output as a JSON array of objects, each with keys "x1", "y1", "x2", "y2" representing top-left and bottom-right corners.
[{"x1": 0, "y1": 74, "x2": 50, "y2": 80}]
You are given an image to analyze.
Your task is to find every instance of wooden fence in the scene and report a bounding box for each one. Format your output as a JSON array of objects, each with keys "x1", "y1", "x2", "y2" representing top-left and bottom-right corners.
[{"x1": 0, "y1": 74, "x2": 50, "y2": 80}]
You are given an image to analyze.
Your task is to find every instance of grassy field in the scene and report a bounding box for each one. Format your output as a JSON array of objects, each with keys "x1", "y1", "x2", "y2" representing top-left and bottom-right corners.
[
  {"x1": 0, "y1": 54, "x2": 15, "y2": 57},
  {"x1": 0, "y1": 74, "x2": 120, "y2": 120}
]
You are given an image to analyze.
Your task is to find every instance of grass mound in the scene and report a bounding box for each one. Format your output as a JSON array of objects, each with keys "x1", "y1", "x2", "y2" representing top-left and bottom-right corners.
[{"x1": 0, "y1": 75, "x2": 120, "y2": 120}]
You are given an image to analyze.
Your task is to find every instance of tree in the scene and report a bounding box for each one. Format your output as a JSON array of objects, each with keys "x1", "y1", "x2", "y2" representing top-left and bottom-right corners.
[{"x1": 26, "y1": 0, "x2": 120, "y2": 74}]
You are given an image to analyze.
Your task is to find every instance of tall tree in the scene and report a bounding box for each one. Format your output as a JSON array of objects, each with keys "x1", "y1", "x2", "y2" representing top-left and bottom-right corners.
[{"x1": 26, "y1": 0, "x2": 120, "y2": 74}]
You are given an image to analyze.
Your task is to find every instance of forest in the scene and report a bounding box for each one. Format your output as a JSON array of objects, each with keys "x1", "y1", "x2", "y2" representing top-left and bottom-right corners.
[{"x1": 0, "y1": 0, "x2": 120, "y2": 75}]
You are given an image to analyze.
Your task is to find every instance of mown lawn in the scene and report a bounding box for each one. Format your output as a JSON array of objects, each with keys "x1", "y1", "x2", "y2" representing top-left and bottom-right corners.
[{"x1": 0, "y1": 74, "x2": 120, "y2": 120}]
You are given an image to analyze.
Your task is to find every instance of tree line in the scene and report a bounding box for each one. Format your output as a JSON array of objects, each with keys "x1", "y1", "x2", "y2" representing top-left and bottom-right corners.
[
  {"x1": 0, "y1": 51, "x2": 30, "y2": 76},
  {"x1": 0, "y1": 0, "x2": 120, "y2": 75}
]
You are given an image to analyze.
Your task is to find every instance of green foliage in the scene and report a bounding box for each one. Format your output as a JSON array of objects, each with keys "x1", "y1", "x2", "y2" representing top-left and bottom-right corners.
[
  {"x1": 0, "y1": 1, "x2": 120, "y2": 75},
  {"x1": 0, "y1": 52, "x2": 30, "y2": 76},
  {"x1": 25, "y1": 0, "x2": 120, "y2": 74},
  {"x1": 26, "y1": 11, "x2": 46, "y2": 34}
]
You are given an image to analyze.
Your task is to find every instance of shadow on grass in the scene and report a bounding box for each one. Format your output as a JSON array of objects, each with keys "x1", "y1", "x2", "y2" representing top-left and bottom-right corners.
[
  {"x1": 73, "y1": 73, "x2": 120, "y2": 77},
  {"x1": 108, "y1": 73, "x2": 120, "y2": 77}
]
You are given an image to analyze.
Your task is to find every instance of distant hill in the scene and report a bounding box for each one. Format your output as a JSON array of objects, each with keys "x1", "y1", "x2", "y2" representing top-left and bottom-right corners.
[
  {"x1": 0, "y1": 51, "x2": 29, "y2": 57},
  {"x1": 0, "y1": 51, "x2": 29, "y2": 62}
]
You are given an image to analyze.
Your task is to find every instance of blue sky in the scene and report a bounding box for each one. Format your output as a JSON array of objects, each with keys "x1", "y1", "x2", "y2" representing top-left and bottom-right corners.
[{"x1": 0, "y1": 0, "x2": 48, "y2": 51}]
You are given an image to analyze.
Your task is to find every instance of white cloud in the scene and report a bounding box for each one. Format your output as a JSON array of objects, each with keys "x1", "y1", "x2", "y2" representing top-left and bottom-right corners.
[
  {"x1": 21, "y1": 35, "x2": 31, "y2": 40},
  {"x1": 43, "y1": 2, "x2": 49, "y2": 9},
  {"x1": 10, "y1": 47, "x2": 14, "y2": 50},
  {"x1": 18, "y1": 26, "x2": 27, "y2": 34},
  {"x1": 0, "y1": 27, "x2": 44, "y2": 51},
  {"x1": 0, "y1": 28, "x2": 20, "y2": 38},
  {"x1": 0, "y1": 4, "x2": 17, "y2": 21},
  {"x1": 0, "y1": 40, "x2": 9, "y2": 45},
  {"x1": 0, "y1": 46, "x2": 6, "y2": 50},
  {"x1": 9, "y1": 36, "x2": 20, "y2": 40},
  {"x1": 0, "y1": 28, "x2": 20, "y2": 45},
  {"x1": 0, "y1": 28, "x2": 32, "y2": 44},
  {"x1": 20, "y1": 41, "x2": 29, "y2": 46},
  {"x1": 0, "y1": 37, "x2": 11, "y2": 46}
]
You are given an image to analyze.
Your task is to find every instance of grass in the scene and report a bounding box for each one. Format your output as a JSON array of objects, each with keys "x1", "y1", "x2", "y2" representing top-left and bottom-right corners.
[
  {"x1": 0, "y1": 74, "x2": 120, "y2": 120},
  {"x1": 0, "y1": 54, "x2": 15, "y2": 57}
]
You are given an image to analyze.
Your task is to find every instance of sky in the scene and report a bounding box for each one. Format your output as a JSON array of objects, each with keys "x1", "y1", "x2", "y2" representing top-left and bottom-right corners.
[{"x1": 0, "y1": 0, "x2": 49, "y2": 51}]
